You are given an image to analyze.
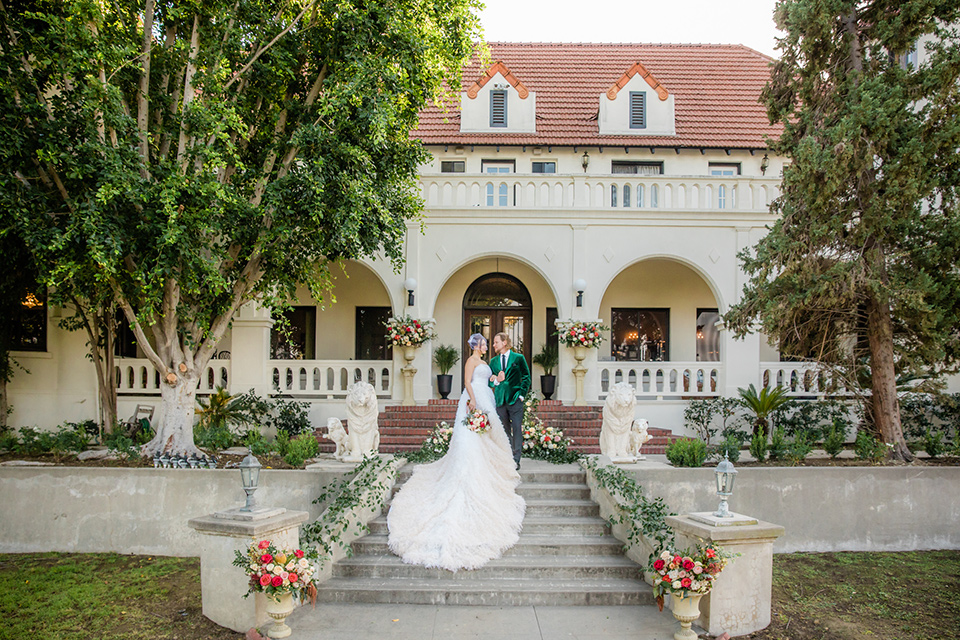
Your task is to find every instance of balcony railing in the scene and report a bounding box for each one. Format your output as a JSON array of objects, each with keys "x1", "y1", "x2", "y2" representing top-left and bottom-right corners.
[
  {"x1": 419, "y1": 173, "x2": 780, "y2": 212},
  {"x1": 759, "y1": 362, "x2": 855, "y2": 397},
  {"x1": 270, "y1": 360, "x2": 392, "y2": 398},
  {"x1": 599, "y1": 361, "x2": 723, "y2": 398},
  {"x1": 116, "y1": 359, "x2": 229, "y2": 395}
]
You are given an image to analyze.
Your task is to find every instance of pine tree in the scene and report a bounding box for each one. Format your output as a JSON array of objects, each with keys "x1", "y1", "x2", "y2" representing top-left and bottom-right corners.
[{"x1": 725, "y1": 1, "x2": 960, "y2": 461}]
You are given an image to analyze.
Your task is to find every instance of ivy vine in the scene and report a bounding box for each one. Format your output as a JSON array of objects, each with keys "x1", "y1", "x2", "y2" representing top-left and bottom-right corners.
[
  {"x1": 580, "y1": 457, "x2": 675, "y2": 556},
  {"x1": 300, "y1": 455, "x2": 399, "y2": 565}
]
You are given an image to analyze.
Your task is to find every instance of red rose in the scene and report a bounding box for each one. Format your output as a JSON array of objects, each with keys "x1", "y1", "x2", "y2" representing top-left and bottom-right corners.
[
  {"x1": 653, "y1": 559, "x2": 665, "y2": 571},
  {"x1": 260, "y1": 553, "x2": 273, "y2": 564},
  {"x1": 271, "y1": 576, "x2": 283, "y2": 587},
  {"x1": 259, "y1": 574, "x2": 271, "y2": 586},
  {"x1": 258, "y1": 540, "x2": 270, "y2": 550},
  {"x1": 405, "y1": 326, "x2": 412, "y2": 332},
  {"x1": 673, "y1": 555, "x2": 682, "y2": 565},
  {"x1": 415, "y1": 322, "x2": 421, "y2": 328},
  {"x1": 288, "y1": 573, "x2": 298, "y2": 583},
  {"x1": 705, "y1": 548, "x2": 716, "y2": 558},
  {"x1": 683, "y1": 559, "x2": 695, "y2": 571},
  {"x1": 681, "y1": 577, "x2": 692, "y2": 589},
  {"x1": 295, "y1": 550, "x2": 305, "y2": 559}
]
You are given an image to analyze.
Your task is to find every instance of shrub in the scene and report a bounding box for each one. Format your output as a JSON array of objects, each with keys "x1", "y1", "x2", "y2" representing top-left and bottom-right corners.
[
  {"x1": 899, "y1": 392, "x2": 937, "y2": 440},
  {"x1": 822, "y1": 419, "x2": 847, "y2": 458},
  {"x1": 104, "y1": 433, "x2": 140, "y2": 460},
  {"x1": 684, "y1": 399, "x2": 718, "y2": 446},
  {"x1": 432, "y1": 344, "x2": 460, "y2": 375},
  {"x1": 749, "y1": 426, "x2": 768, "y2": 462},
  {"x1": 738, "y1": 384, "x2": 792, "y2": 437},
  {"x1": 274, "y1": 430, "x2": 291, "y2": 458},
  {"x1": 768, "y1": 425, "x2": 788, "y2": 461},
  {"x1": 777, "y1": 398, "x2": 854, "y2": 442},
  {"x1": 0, "y1": 431, "x2": 17, "y2": 452},
  {"x1": 271, "y1": 398, "x2": 311, "y2": 437},
  {"x1": 242, "y1": 429, "x2": 273, "y2": 457},
  {"x1": 922, "y1": 429, "x2": 946, "y2": 459},
  {"x1": 665, "y1": 438, "x2": 708, "y2": 467},
  {"x1": 786, "y1": 433, "x2": 813, "y2": 465},
  {"x1": 854, "y1": 430, "x2": 886, "y2": 462},
  {"x1": 712, "y1": 432, "x2": 744, "y2": 463},
  {"x1": 283, "y1": 433, "x2": 319, "y2": 467},
  {"x1": 13, "y1": 427, "x2": 46, "y2": 455},
  {"x1": 194, "y1": 424, "x2": 236, "y2": 451}
]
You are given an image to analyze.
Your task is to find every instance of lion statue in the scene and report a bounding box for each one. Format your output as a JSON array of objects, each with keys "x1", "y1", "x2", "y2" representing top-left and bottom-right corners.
[
  {"x1": 629, "y1": 418, "x2": 652, "y2": 460},
  {"x1": 600, "y1": 382, "x2": 637, "y2": 462},
  {"x1": 323, "y1": 417, "x2": 351, "y2": 461},
  {"x1": 344, "y1": 381, "x2": 380, "y2": 461}
]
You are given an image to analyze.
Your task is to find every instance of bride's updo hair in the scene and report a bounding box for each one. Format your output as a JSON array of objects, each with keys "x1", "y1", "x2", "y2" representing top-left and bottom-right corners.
[{"x1": 467, "y1": 333, "x2": 486, "y2": 351}]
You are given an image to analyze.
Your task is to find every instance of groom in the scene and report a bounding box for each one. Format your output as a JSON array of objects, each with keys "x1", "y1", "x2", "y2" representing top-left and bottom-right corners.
[{"x1": 489, "y1": 332, "x2": 531, "y2": 470}]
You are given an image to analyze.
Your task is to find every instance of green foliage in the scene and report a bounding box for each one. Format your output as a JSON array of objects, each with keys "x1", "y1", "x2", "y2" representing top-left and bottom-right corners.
[
  {"x1": 270, "y1": 397, "x2": 311, "y2": 437},
  {"x1": 777, "y1": 398, "x2": 854, "y2": 443},
  {"x1": 104, "y1": 433, "x2": 140, "y2": 461},
  {"x1": 1, "y1": 0, "x2": 483, "y2": 450},
  {"x1": 193, "y1": 424, "x2": 237, "y2": 451},
  {"x1": 823, "y1": 420, "x2": 847, "y2": 458},
  {"x1": 768, "y1": 425, "x2": 788, "y2": 461},
  {"x1": 581, "y1": 457, "x2": 675, "y2": 557},
  {"x1": 302, "y1": 456, "x2": 397, "y2": 566},
  {"x1": 921, "y1": 429, "x2": 946, "y2": 459},
  {"x1": 684, "y1": 399, "x2": 718, "y2": 446},
  {"x1": 786, "y1": 433, "x2": 813, "y2": 465},
  {"x1": 432, "y1": 344, "x2": 460, "y2": 375},
  {"x1": 241, "y1": 428, "x2": 273, "y2": 458},
  {"x1": 712, "y1": 432, "x2": 744, "y2": 464},
  {"x1": 274, "y1": 430, "x2": 291, "y2": 458},
  {"x1": 196, "y1": 388, "x2": 258, "y2": 433},
  {"x1": 531, "y1": 342, "x2": 559, "y2": 376},
  {"x1": 283, "y1": 433, "x2": 319, "y2": 467},
  {"x1": 0, "y1": 431, "x2": 17, "y2": 452},
  {"x1": 738, "y1": 385, "x2": 792, "y2": 436},
  {"x1": 404, "y1": 422, "x2": 453, "y2": 464},
  {"x1": 665, "y1": 438, "x2": 708, "y2": 467},
  {"x1": 854, "y1": 430, "x2": 887, "y2": 462},
  {"x1": 520, "y1": 394, "x2": 581, "y2": 464},
  {"x1": 750, "y1": 426, "x2": 768, "y2": 463}
]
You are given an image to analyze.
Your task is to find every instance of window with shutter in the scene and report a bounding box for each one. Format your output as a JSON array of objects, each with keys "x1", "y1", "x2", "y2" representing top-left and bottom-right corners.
[
  {"x1": 490, "y1": 90, "x2": 507, "y2": 127},
  {"x1": 629, "y1": 91, "x2": 646, "y2": 129}
]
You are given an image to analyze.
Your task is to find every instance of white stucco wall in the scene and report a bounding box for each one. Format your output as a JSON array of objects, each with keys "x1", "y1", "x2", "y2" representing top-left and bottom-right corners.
[
  {"x1": 460, "y1": 73, "x2": 537, "y2": 134},
  {"x1": 598, "y1": 73, "x2": 676, "y2": 136}
]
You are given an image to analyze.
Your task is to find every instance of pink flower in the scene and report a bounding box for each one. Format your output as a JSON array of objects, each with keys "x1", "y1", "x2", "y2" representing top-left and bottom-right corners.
[
  {"x1": 260, "y1": 553, "x2": 273, "y2": 564},
  {"x1": 288, "y1": 573, "x2": 298, "y2": 583},
  {"x1": 271, "y1": 576, "x2": 283, "y2": 587},
  {"x1": 259, "y1": 574, "x2": 271, "y2": 586},
  {"x1": 295, "y1": 550, "x2": 305, "y2": 559},
  {"x1": 653, "y1": 559, "x2": 665, "y2": 570},
  {"x1": 683, "y1": 559, "x2": 695, "y2": 571},
  {"x1": 681, "y1": 577, "x2": 692, "y2": 589},
  {"x1": 258, "y1": 541, "x2": 270, "y2": 550}
]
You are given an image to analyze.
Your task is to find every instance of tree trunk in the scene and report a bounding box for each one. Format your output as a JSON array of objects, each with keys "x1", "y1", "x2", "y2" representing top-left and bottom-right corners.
[
  {"x1": 865, "y1": 292, "x2": 914, "y2": 462},
  {"x1": 0, "y1": 378, "x2": 7, "y2": 429},
  {"x1": 142, "y1": 370, "x2": 203, "y2": 457}
]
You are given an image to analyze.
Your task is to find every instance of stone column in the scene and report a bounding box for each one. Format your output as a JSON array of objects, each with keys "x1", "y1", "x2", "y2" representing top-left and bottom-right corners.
[
  {"x1": 229, "y1": 303, "x2": 275, "y2": 397},
  {"x1": 188, "y1": 507, "x2": 309, "y2": 634},
  {"x1": 666, "y1": 513, "x2": 784, "y2": 638}
]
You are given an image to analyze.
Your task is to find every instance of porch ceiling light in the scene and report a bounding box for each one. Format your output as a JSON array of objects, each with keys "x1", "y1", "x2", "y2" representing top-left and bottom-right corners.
[
  {"x1": 574, "y1": 279, "x2": 587, "y2": 307},
  {"x1": 239, "y1": 450, "x2": 262, "y2": 512},
  {"x1": 581, "y1": 151, "x2": 590, "y2": 172},
  {"x1": 713, "y1": 453, "x2": 738, "y2": 518},
  {"x1": 404, "y1": 277, "x2": 417, "y2": 306}
]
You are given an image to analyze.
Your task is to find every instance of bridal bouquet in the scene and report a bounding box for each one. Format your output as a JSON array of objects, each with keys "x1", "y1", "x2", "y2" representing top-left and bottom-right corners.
[
  {"x1": 463, "y1": 409, "x2": 491, "y2": 435},
  {"x1": 555, "y1": 320, "x2": 609, "y2": 349},
  {"x1": 233, "y1": 539, "x2": 320, "y2": 600},
  {"x1": 649, "y1": 544, "x2": 736, "y2": 607}
]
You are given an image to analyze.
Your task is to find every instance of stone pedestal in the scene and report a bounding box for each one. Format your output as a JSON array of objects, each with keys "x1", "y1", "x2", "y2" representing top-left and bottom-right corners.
[
  {"x1": 188, "y1": 507, "x2": 309, "y2": 633},
  {"x1": 571, "y1": 346, "x2": 588, "y2": 406},
  {"x1": 401, "y1": 346, "x2": 418, "y2": 406},
  {"x1": 666, "y1": 514, "x2": 784, "y2": 638}
]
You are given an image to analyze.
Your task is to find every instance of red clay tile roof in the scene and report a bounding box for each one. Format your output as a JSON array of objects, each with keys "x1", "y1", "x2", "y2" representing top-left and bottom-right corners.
[
  {"x1": 466, "y1": 61, "x2": 530, "y2": 100},
  {"x1": 414, "y1": 42, "x2": 782, "y2": 149}
]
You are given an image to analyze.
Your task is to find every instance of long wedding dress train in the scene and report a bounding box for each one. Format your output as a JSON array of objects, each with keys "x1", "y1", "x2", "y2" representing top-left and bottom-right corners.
[{"x1": 387, "y1": 362, "x2": 525, "y2": 571}]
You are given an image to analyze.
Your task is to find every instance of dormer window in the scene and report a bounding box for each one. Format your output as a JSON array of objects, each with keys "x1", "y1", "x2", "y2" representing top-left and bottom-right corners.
[
  {"x1": 490, "y1": 90, "x2": 508, "y2": 127},
  {"x1": 629, "y1": 92, "x2": 646, "y2": 129}
]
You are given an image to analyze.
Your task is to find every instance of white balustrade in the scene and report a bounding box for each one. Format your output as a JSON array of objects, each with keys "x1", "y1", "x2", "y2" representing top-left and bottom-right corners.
[
  {"x1": 759, "y1": 362, "x2": 854, "y2": 397},
  {"x1": 599, "y1": 361, "x2": 723, "y2": 398},
  {"x1": 115, "y1": 359, "x2": 230, "y2": 395},
  {"x1": 269, "y1": 360, "x2": 392, "y2": 398},
  {"x1": 419, "y1": 174, "x2": 780, "y2": 212}
]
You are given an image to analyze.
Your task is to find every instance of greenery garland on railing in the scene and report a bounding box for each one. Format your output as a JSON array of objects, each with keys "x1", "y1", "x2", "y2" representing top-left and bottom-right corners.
[
  {"x1": 300, "y1": 455, "x2": 399, "y2": 565},
  {"x1": 580, "y1": 456, "x2": 675, "y2": 556}
]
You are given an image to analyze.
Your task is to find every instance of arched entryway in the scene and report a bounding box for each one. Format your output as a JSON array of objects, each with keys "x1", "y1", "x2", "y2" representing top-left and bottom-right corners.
[{"x1": 462, "y1": 273, "x2": 533, "y2": 366}]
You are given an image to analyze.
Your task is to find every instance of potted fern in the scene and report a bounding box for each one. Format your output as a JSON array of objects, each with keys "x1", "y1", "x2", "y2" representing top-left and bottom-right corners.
[
  {"x1": 532, "y1": 342, "x2": 559, "y2": 400},
  {"x1": 433, "y1": 344, "x2": 460, "y2": 399}
]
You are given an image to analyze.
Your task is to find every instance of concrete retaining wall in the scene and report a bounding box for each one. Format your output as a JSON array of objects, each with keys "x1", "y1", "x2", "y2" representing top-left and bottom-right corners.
[
  {"x1": 0, "y1": 467, "x2": 350, "y2": 555},
  {"x1": 1, "y1": 464, "x2": 958, "y2": 556},
  {"x1": 631, "y1": 466, "x2": 960, "y2": 553}
]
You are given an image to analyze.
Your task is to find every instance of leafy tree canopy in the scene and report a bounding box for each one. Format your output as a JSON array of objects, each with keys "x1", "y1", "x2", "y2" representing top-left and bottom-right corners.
[{"x1": 0, "y1": 0, "x2": 483, "y2": 453}]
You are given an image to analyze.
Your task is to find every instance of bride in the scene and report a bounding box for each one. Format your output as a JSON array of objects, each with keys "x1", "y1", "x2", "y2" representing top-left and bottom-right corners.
[{"x1": 387, "y1": 333, "x2": 526, "y2": 571}]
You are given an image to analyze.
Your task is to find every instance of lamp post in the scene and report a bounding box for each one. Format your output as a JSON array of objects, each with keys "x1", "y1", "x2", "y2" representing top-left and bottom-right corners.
[
  {"x1": 239, "y1": 450, "x2": 262, "y2": 512},
  {"x1": 713, "y1": 453, "x2": 738, "y2": 518}
]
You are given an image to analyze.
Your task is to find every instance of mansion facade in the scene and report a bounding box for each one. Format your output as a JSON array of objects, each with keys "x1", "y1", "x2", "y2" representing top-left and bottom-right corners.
[{"x1": 11, "y1": 42, "x2": 948, "y2": 434}]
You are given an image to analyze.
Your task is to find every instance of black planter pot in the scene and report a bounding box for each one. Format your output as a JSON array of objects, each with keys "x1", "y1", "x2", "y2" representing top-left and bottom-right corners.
[
  {"x1": 540, "y1": 375, "x2": 556, "y2": 400},
  {"x1": 436, "y1": 374, "x2": 453, "y2": 399}
]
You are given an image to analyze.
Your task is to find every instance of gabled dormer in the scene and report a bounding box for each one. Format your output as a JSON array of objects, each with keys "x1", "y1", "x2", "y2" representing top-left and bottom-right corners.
[
  {"x1": 460, "y1": 61, "x2": 536, "y2": 134},
  {"x1": 599, "y1": 62, "x2": 676, "y2": 136}
]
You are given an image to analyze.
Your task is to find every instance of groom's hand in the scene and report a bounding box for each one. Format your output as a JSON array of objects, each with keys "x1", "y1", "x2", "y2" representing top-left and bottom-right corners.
[{"x1": 497, "y1": 371, "x2": 505, "y2": 382}]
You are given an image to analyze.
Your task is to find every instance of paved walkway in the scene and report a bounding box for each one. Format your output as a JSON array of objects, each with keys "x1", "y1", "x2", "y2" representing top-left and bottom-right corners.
[{"x1": 285, "y1": 602, "x2": 698, "y2": 640}]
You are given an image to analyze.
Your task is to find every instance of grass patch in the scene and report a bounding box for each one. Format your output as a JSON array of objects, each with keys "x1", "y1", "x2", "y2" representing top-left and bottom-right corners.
[
  {"x1": 740, "y1": 550, "x2": 960, "y2": 640},
  {"x1": 0, "y1": 553, "x2": 240, "y2": 639}
]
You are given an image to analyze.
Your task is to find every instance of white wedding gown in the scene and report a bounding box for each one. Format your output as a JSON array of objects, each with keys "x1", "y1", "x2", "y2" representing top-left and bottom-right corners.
[{"x1": 387, "y1": 362, "x2": 526, "y2": 571}]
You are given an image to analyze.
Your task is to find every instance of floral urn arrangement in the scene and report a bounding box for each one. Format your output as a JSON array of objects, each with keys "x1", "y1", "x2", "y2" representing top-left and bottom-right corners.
[
  {"x1": 385, "y1": 315, "x2": 438, "y2": 349},
  {"x1": 234, "y1": 539, "x2": 320, "y2": 638},
  {"x1": 649, "y1": 544, "x2": 736, "y2": 640},
  {"x1": 556, "y1": 319, "x2": 608, "y2": 350}
]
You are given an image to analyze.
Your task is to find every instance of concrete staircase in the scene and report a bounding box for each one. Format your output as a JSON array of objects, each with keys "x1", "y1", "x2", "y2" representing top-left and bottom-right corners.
[
  {"x1": 313, "y1": 464, "x2": 655, "y2": 606},
  {"x1": 317, "y1": 399, "x2": 679, "y2": 455}
]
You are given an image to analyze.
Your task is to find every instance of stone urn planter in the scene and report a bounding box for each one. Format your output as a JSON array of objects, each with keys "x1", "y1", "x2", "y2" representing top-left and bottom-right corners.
[
  {"x1": 436, "y1": 374, "x2": 453, "y2": 399},
  {"x1": 670, "y1": 592, "x2": 704, "y2": 640},
  {"x1": 265, "y1": 592, "x2": 295, "y2": 638}
]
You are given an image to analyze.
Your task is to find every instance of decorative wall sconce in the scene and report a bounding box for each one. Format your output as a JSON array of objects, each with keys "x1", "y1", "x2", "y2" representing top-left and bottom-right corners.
[
  {"x1": 581, "y1": 151, "x2": 590, "y2": 172},
  {"x1": 574, "y1": 279, "x2": 587, "y2": 307},
  {"x1": 760, "y1": 153, "x2": 769, "y2": 176},
  {"x1": 403, "y1": 278, "x2": 417, "y2": 306}
]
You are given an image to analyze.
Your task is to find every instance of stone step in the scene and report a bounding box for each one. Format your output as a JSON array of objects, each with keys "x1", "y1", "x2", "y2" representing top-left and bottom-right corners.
[
  {"x1": 516, "y1": 483, "x2": 592, "y2": 500},
  {"x1": 366, "y1": 515, "x2": 609, "y2": 538},
  {"x1": 395, "y1": 469, "x2": 586, "y2": 485},
  {"x1": 331, "y1": 554, "x2": 642, "y2": 581},
  {"x1": 351, "y1": 534, "x2": 627, "y2": 558},
  {"x1": 313, "y1": 576, "x2": 653, "y2": 606}
]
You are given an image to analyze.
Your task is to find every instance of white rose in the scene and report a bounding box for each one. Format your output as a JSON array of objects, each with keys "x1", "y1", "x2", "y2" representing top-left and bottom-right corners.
[
  {"x1": 661, "y1": 551, "x2": 672, "y2": 560},
  {"x1": 273, "y1": 565, "x2": 283, "y2": 575},
  {"x1": 672, "y1": 580, "x2": 682, "y2": 590},
  {"x1": 286, "y1": 561, "x2": 296, "y2": 571},
  {"x1": 265, "y1": 563, "x2": 274, "y2": 572},
  {"x1": 299, "y1": 558, "x2": 309, "y2": 568}
]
